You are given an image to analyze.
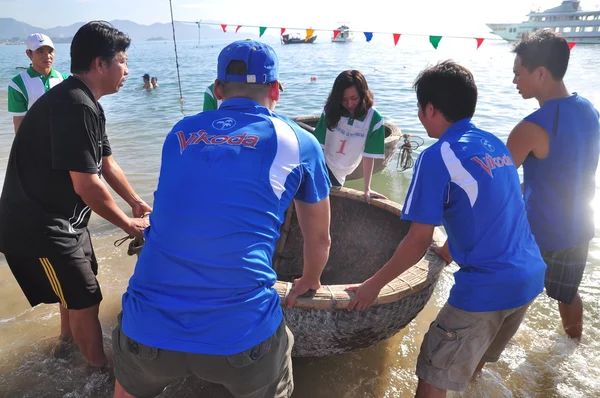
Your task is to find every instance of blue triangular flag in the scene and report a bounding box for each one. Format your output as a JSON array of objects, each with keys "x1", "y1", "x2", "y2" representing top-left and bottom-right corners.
[{"x1": 364, "y1": 32, "x2": 373, "y2": 42}]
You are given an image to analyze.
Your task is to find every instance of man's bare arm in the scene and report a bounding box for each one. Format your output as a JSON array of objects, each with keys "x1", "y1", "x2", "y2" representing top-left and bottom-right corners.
[
  {"x1": 286, "y1": 197, "x2": 331, "y2": 306},
  {"x1": 70, "y1": 171, "x2": 148, "y2": 237},
  {"x1": 506, "y1": 120, "x2": 549, "y2": 169},
  {"x1": 13, "y1": 116, "x2": 24, "y2": 134}
]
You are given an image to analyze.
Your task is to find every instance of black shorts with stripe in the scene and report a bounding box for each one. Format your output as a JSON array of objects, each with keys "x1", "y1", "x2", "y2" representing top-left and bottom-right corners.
[
  {"x1": 541, "y1": 240, "x2": 590, "y2": 305},
  {"x1": 4, "y1": 230, "x2": 102, "y2": 310}
]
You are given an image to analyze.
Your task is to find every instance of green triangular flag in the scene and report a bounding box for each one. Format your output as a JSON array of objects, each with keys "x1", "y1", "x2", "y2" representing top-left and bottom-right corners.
[
  {"x1": 259, "y1": 27, "x2": 267, "y2": 37},
  {"x1": 429, "y1": 35, "x2": 442, "y2": 49}
]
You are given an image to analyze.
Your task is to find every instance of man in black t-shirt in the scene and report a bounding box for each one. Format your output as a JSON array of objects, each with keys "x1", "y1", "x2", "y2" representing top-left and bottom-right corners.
[{"x1": 0, "y1": 21, "x2": 150, "y2": 369}]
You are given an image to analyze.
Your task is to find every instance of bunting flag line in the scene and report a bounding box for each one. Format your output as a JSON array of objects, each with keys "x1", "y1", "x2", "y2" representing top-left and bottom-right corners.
[
  {"x1": 190, "y1": 20, "x2": 508, "y2": 50},
  {"x1": 429, "y1": 35, "x2": 442, "y2": 49},
  {"x1": 568, "y1": 42, "x2": 576, "y2": 50}
]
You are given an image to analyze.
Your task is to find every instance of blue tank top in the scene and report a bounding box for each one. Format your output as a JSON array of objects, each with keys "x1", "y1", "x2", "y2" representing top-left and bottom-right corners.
[{"x1": 523, "y1": 94, "x2": 600, "y2": 251}]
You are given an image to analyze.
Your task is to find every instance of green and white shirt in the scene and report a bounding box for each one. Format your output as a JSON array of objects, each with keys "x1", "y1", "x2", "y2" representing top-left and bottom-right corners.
[
  {"x1": 203, "y1": 83, "x2": 222, "y2": 111},
  {"x1": 8, "y1": 66, "x2": 69, "y2": 116},
  {"x1": 313, "y1": 107, "x2": 385, "y2": 185}
]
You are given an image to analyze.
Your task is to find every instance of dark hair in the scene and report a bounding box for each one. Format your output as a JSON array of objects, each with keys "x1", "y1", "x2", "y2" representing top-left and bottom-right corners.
[
  {"x1": 324, "y1": 70, "x2": 373, "y2": 130},
  {"x1": 512, "y1": 29, "x2": 570, "y2": 80},
  {"x1": 413, "y1": 60, "x2": 477, "y2": 123},
  {"x1": 71, "y1": 21, "x2": 131, "y2": 74}
]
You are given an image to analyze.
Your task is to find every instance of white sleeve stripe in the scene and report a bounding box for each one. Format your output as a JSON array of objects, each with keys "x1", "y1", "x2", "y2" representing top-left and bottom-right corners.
[
  {"x1": 204, "y1": 88, "x2": 214, "y2": 98},
  {"x1": 8, "y1": 81, "x2": 23, "y2": 96},
  {"x1": 403, "y1": 152, "x2": 424, "y2": 214},
  {"x1": 268, "y1": 117, "x2": 301, "y2": 200},
  {"x1": 440, "y1": 141, "x2": 478, "y2": 207},
  {"x1": 9, "y1": 111, "x2": 27, "y2": 116},
  {"x1": 373, "y1": 120, "x2": 384, "y2": 130},
  {"x1": 362, "y1": 153, "x2": 385, "y2": 159}
]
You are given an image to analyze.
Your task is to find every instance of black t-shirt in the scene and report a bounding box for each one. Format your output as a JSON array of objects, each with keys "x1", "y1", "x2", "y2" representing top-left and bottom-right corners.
[{"x1": 0, "y1": 76, "x2": 112, "y2": 256}]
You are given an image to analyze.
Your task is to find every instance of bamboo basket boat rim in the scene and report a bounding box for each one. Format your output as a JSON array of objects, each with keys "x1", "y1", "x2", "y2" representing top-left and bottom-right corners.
[{"x1": 277, "y1": 186, "x2": 446, "y2": 310}]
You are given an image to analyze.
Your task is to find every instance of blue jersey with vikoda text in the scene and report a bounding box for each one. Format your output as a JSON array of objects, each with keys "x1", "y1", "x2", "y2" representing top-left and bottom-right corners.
[
  {"x1": 401, "y1": 119, "x2": 546, "y2": 312},
  {"x1": 121, "y1": 98, "x2": 330, "y2": 355},
  {"x1": 523, "y1": 94, "x2": 600, "y2": 251}
]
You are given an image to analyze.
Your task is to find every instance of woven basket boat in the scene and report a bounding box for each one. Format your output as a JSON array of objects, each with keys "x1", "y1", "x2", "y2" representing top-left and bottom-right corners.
[
  {"x1": 273, "y1": 187, "x2": 445, "y2": 357},
  {"x1": 124, "y1": 188, "x2": 445, "y2": 357},
  {"x1": 292, "y1": 115, "x2": 402, "y2": 181}
]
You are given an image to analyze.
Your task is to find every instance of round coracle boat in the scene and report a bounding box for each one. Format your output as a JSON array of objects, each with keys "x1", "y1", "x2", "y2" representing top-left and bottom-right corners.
[
  {"x1": 273, "y1": 187, "x2": 445, "y2": 357},
  {"x1": 292, "y1": 115, "x2": 402, "y2": 181},
  {"x1": 123, "y1": 188, "x2": 446, "y2": 357}
]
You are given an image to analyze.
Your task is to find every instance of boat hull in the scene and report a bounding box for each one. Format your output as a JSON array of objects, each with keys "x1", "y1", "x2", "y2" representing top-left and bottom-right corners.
[
  {"x1": 281, "y1": 35, "x2": 317, "y2": 44},
  {"x1": 293, "y1": 115, "x2": 402, "y2": 181},
  {"x1": 273, "y1": 187, "x2": 446, "y2": 357}
]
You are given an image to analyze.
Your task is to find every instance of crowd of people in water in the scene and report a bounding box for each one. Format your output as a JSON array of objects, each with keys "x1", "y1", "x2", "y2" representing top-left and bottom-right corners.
[{"x1": 2, "y1": 20, "x2": 599, "y2": 398}]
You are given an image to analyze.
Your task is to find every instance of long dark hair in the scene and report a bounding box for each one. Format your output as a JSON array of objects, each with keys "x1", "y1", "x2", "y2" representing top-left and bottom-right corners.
[{"x1": 324, "y1": 70, "x2": 374, "y2": 130}]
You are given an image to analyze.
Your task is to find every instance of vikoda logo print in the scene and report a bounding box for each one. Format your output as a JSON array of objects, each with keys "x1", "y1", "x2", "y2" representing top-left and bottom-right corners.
[
  {"x1": 471, "y1": 153, "x2": 514, "y2": 177},
  {"x1": 175, "y1": 130, "x2": 259, "y2": 153}
]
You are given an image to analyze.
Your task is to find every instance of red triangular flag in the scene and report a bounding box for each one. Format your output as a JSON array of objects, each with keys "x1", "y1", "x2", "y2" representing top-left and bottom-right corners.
[
  {"x1": 235, "y1": 25, "x2": 242, "y2": 33},
  {"x1": 281, "y1": 28, "x2": 286, "y2": 36},
  {"x1": 393, "y1": 33, "x2": 401, "y2": 46},
  {"x1": 475, "y1": 38, "x2": 484, "y2": 49},
  {"x1": 568, "y1": 42, "x2": 576, "y2": 50},
  {"x1": 333, "y1": 30, "x2": 340, "y2": 40},
  {"x1": 220, "y1": 24, "x2": 227, "y2": 33}
]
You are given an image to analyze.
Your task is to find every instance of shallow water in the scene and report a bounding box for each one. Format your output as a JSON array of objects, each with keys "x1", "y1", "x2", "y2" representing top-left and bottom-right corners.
[{"x1": 0, "y1": 36, "x2": 599, "y2": 397}]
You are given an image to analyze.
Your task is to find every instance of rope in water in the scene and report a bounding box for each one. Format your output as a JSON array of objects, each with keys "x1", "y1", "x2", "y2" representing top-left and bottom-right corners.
[
  {"x1": 397, "y1": 134, "x2": 424, "y2": 172},
  {"x1": 169, "y1": 0, "x2": 184, "y2": 107}
]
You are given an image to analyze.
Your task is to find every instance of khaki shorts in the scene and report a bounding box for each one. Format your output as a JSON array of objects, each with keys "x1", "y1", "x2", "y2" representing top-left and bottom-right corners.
[
  {"x1": 112, "y1": 313, "x2": 294, "y2": 398},
  {"x1": 416, "y1": 301, "x2": 532, "y2": 392}
]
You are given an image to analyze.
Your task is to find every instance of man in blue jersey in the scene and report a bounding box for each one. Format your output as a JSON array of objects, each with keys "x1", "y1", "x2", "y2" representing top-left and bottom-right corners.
[
  {"x1": 112, "y1": 40, "x2": 332, "y2": 398},
  {"x1": 507, "y1": 29, "x2": 600, "y2": 340},
  {"x1": 346, "y1": 61, "x2": 546, "y2": 397}
]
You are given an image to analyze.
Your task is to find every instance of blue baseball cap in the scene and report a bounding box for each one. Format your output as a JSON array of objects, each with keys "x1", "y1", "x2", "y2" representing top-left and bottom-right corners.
[{"x1": 217, "y1": 40, "x2": 279, "y2": 85}]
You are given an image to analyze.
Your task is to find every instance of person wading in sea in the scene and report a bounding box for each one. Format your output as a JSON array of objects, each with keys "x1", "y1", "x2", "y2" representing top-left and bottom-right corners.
[
  {"x1": 346, "y1": 61, "x2": 546, "y2": 397},
  {"x1": 111, "y1": 39, "x2": 332, "y2": 398},
  {"x1": 7, "y1": 33, "x2": 69, "y2": 133},
  {"x1": 507, "y1": 29, "x2": 600, "y2": 340},
  {"x1": 0, "y1": 21, "x2": 150, "y2": 370}
]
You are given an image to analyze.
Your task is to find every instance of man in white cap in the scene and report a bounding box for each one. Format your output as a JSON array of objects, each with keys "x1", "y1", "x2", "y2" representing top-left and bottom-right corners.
[{"x1": 7, "y1": 33, "x2": 69, "y2": 133}]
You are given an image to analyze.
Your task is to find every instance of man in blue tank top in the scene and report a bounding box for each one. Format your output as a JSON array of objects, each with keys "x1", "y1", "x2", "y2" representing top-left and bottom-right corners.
[
  {"x1": 346, "y1": 61, "x2": 546, "y2": 396},
  {"x1": 111, "y1": 40, "x2": 332, "y2": 398},
  {"x1": 507, "y1": 29, "x2": 600, "y2": 340}
]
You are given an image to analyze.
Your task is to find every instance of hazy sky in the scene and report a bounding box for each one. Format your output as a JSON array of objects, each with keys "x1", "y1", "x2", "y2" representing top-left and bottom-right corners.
[{"x1": 1, "y1": 0, "x2": 598, "y2": 35}]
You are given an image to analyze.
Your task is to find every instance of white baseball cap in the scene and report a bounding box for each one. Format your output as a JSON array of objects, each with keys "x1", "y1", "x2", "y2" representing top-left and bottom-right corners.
[{"x1": 26, "y1": 33, "x2": 54, "y2": 51}]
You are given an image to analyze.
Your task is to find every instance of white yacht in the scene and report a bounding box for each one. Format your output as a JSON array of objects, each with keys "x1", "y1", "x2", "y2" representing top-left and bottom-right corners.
[
  {"x1": 487, "y1": 1, "x2": 600, "y2": 43},
  {"x1": 331, "y1": 24, "x2": 354, "y2": 42}
]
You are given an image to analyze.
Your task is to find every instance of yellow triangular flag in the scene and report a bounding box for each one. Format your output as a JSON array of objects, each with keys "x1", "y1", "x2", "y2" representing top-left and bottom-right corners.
[{"x1": 305, "y1": 29, "x2": 315, "y2": 42}]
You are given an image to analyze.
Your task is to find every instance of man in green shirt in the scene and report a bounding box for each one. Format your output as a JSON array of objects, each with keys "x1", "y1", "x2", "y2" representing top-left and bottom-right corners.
[
  {"x1": 203, "y1": 83, "x2": 221, "y2": 111},
  {"x1": 8, "y1": 33, "x2": 69, "y2": 133}
]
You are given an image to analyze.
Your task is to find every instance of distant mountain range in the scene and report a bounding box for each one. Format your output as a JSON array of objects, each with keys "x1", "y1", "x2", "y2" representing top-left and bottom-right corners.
[{"x1": 0, "y1": 18, "x2": 248, "y2": 42}]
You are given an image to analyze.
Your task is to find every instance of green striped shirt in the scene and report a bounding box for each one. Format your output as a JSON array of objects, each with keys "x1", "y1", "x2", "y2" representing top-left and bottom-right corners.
[
  {"x1": 8, "y1": 66, "x2": 69, "y2": 116},
  {"x1": 203, "y1": 83, "x2": 222, "y2": 111}
]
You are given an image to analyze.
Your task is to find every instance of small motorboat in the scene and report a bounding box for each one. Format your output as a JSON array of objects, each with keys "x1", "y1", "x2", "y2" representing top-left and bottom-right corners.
[
  {"x1": 331, "y1": 24, "x2": 354, "y2": 43},
  {"x1": 281, "y1": 33, "x2": 317, "y2": 44}
]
